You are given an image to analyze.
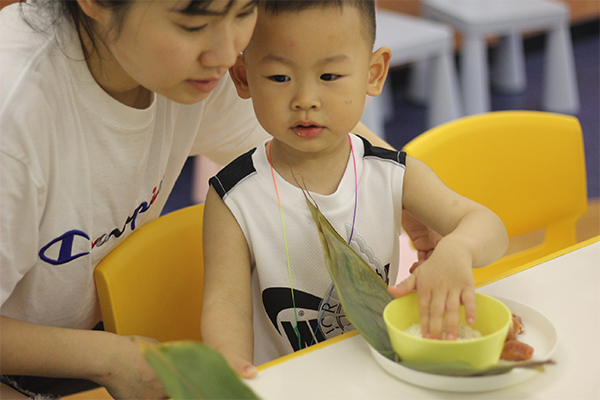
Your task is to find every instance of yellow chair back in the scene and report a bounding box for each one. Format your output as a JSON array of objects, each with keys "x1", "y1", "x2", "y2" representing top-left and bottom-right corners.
[
  {"x1": 403, "y1": 111, "x2": 587, "y2": 286},
  {"x1": 94, "y1": 204, "x2": 204, "y2": 342}
]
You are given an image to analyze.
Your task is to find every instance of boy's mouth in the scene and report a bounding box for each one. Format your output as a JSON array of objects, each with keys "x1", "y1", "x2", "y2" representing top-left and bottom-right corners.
[{"x1": 292, "y1": 122, "x2": 324, "y2": 138}]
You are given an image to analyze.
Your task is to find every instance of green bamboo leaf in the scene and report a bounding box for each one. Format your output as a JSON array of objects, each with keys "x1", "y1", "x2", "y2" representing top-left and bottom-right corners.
[
  {"x1": 305, "y1": 196, "x2": 396, "y2": 359},
  {"x1": 141, "y1": 340, "x2": 261, "y2": 400},
  {"x1": 400, "y1": 359, "x2": 555, "y2": 376}
]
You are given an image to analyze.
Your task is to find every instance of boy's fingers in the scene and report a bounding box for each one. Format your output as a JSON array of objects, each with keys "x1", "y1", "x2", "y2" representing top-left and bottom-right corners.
[
  {"x1": 240, "y1": 364, "x2": 258, "y2": 379},
  {"x1": 427, "y1": 292, "x2": 446, "y2": 339},
  {"x1": 461, "y1": 290, "x2": 477, "y2": 325},
  {"x1": 444, "y1": 293, "x2": 461, "y2": 341},
  {"x1": 409, "y1": 260, "x2": 422, "y2": 274},
  {"x1": 229, "y1": 357, "x2": 258, "y2": 379},
  {"x1": 417, "y1": 291, "x2": 432, "y2": 339},
  {"x1": 388, "y1": 274, "x2": 416, "y2": 298}
]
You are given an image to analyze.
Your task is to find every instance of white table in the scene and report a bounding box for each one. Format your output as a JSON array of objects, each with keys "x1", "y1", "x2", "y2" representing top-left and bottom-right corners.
[{"x1": 247, "y1": 238, "x2": 600, "y2": 399}]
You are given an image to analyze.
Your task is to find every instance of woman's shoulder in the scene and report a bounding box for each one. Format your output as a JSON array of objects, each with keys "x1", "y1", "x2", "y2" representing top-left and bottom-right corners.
[
  {"x1": 1, "y1": 6, "x2": 69, "y2": 110},
  {"x1": 2, "y1": 4, "x2": 87, "y2": 101}
]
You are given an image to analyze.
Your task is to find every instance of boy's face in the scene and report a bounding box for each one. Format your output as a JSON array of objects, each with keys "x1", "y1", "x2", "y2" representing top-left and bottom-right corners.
[{"x1": 236, "y1": 6, "x2": 384, "y2": 155}]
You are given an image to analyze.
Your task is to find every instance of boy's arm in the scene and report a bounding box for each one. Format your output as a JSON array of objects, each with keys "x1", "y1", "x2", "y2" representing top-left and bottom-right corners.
[
  {"x1": 390, "y1": 156, "x2": 508, "y2": 340},
  {"x1": 352, "y1": 122, "x2": 443, "y2": 259},
  {"x1": 201, "y1": 187, "x2": 256, "y2": 378}
]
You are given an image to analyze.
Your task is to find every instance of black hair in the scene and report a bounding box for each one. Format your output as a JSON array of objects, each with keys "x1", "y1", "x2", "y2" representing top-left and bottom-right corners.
[
  {"x1": 18, "y1": 0, "x2": 230, "y2": 60},
  {"x1": 19, "y1": 0, "x2": 131, "y2": 60},
  {"x1": 259, "y1": 0, "x2": 375, "y2": 46}
]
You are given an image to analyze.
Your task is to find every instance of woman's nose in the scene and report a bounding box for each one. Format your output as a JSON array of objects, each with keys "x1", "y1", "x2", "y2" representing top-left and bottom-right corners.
[{"x1": 200, "y1": 27, "x2": 240, "y2": 70}]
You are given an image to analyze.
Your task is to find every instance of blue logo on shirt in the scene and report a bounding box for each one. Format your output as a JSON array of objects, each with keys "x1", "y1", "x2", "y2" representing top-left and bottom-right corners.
[
  {"x1": 38, "y1": 230, "x2": 91, "y2": 265},
  {"x1": 38, "y1": 182, "x2": 162, "y2": 266}
]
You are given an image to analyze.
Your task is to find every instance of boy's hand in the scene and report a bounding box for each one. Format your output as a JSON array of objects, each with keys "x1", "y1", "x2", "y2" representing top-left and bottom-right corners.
[
  {"x1": 401, "y1": 210, "x2": 442, "y2": 272},
  {"x1": 222, "y1": 352, "x2": 258, "y2": 379},
  {"x1": 388, "y1": 244, "x2": 476, "y2": 340}
]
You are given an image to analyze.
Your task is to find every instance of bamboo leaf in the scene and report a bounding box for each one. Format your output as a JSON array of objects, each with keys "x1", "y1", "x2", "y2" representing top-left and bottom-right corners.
[
  {"x1": 400, "y1": 359, "x2": 555, "y2": 376},
  {"x1": 305, "y1": 196, "x2": 396, "y2": 359},
  {"x1": 141, "y1": 340, "x2": 261, "y2": 400}
]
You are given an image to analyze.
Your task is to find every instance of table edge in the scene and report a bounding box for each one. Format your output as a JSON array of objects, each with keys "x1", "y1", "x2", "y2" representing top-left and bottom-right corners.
[
  {"x1": 257, "y1": 330, "x2": 360, "y2": 371},
  {"x1": 477, "y1": 235, "x2": 599, "y2": 287}
]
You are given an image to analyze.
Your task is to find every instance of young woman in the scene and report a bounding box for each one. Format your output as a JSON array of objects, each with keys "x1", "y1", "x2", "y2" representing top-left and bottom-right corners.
[{"x1": 1, "y1": 1, "x2": 260, "y2": 398}]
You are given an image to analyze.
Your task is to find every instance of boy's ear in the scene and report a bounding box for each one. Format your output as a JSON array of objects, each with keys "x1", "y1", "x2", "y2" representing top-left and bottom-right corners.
[
  {"x1": 229, "y1": 54, "x2": 252, "y2": 100},
  {"x1": 366, "y1": 46, "x2": 392, "y2": 97}
]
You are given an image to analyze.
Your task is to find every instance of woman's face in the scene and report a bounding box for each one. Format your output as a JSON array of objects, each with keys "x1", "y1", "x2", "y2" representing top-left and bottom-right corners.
[{"x1": 91, "y1": 0, "x2": 258, "y2": 105}]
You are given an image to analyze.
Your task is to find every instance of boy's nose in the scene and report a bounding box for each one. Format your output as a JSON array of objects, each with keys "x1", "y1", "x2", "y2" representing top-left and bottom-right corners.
[{"x1": 292, "y1": 85, "x2": 321, "y2": 111}]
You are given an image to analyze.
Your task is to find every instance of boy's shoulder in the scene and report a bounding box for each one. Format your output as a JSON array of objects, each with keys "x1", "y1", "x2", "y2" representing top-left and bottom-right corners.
[
  {"x1": 357, "y1": 135, "x2": 406, "y2": 166},
  {"x1": 209, "y1": 147, "x2": 258, "y2": 199}
]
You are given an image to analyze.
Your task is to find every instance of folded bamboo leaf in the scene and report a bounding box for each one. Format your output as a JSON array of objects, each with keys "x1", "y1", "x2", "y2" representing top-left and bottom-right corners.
[
  {"x1": 400, "y1": 359, "x2": 556, "y2": 376},
  {"x1": 141, "y1": 340, "x2": 261, "y2": 400},
  {"x1": 305, "y1": 196, "x2": 396, "y2": 360}
]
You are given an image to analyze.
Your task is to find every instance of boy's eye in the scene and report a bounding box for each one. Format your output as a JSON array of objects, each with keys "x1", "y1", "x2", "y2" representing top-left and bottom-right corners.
[
  {"x1": 321, "y1": 74, "x2": 341, "y2": 81},
  {"x1": 269, "y1": 75, "x2": 290, "y2": 83}
]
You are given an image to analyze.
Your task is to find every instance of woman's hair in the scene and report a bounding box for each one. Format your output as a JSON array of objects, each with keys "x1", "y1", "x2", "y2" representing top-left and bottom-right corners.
[
  {"x1": 259, "y1": 0, "x2": 376, "y2": 46},
  {"x1": 19, "y1": 0, "x2": 131, "y2": 60},
  {"x1": 19, "y1": 0, "x2": 226, "y2": 60}
]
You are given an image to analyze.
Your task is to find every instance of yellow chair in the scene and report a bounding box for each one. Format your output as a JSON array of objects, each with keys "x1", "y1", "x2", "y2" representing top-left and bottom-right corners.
[
  {"x1": 402, "y1": 111, "x2": 587, "y2": 286},
  {"x1": 94, "y1": 204, "x2": 204, "y2": 342}
]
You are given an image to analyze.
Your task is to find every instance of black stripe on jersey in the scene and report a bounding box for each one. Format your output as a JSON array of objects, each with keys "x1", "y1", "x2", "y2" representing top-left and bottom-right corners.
[
  {"x1": 358, "y1": 135, "x2": 407, "y2": 166},
  {"x1": 209, "y1": 147, "x2": 257, "y2": 199}
]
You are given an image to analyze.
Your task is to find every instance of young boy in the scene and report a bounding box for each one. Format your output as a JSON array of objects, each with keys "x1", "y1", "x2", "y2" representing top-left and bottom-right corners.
[{"x1": 201, "y1": 0, "x2": 508, "y2": 378}]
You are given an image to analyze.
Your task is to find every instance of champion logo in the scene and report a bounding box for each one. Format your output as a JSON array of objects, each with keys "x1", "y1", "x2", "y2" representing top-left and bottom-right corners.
[{"x1": 38, "y1": 182, "x2": 162, "y2": 266}]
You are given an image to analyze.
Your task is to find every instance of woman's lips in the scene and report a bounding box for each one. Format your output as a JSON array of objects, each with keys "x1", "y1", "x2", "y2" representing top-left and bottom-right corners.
[
  {"x1": 186, "y1": 78, "x2": 221, "y2": 94},
  {"x1": 293, "y1": 125, "x2": 324, "y2": 138}
]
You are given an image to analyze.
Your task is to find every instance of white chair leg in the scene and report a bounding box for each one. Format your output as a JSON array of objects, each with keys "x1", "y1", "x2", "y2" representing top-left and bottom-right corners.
[
  {"x1": 407, "y1": 59, "x2": 430, "y2": 105},
  {"x1": 427, "y1": 52, "x2": 462, "y2": 128},
  {"x1": 461, "y1": 34, "x2": 490, "y2": 115},
  {"x1": 543, "y1": 22, "x2": 580, "y2": 114},
  {"x1": 491, "y1": 32, "x2": 527, "y2": 93}
]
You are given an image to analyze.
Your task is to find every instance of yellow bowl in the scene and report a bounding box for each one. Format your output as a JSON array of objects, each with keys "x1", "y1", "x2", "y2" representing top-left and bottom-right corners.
[{"x1": 383, "y1": 292, "x2": 511, "y2": 370}]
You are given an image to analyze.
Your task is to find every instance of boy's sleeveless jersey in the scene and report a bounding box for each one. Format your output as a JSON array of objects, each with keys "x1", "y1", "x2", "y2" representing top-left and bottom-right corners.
[{"x1": 210, "y1": 134, "x2": 406, "y2": 365}]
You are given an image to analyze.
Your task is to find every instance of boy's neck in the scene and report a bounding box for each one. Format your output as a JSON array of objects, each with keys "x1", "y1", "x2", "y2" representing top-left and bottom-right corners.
[{"x1": 267, "y1": 136, "x2": 352, "y2": 196}]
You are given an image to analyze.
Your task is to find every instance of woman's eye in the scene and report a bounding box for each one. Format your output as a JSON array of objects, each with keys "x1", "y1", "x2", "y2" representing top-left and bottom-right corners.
[
  {"x1": 321, "y1": 73, "x2": 341, "y2": 81},
  {"x1": 269, "y1": 75, "x2": 290, "y2": 83},
  {"x1": 237, "y1": 5, "x2": 257, "y2": 19},
  {"x1": 180, "y1": 24, "x2": 208, "y2": 33}
]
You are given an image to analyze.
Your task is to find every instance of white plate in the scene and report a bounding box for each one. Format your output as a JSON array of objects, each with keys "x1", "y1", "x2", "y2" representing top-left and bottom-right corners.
[{"x1": 370, "y1": 297, "x2": 558, "y2": 393}]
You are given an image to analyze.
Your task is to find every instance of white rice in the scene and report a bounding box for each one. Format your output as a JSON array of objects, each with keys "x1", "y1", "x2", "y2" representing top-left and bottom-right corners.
[{"x1": 403, "y1": 322, "x2": 482, "y2": 340}]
